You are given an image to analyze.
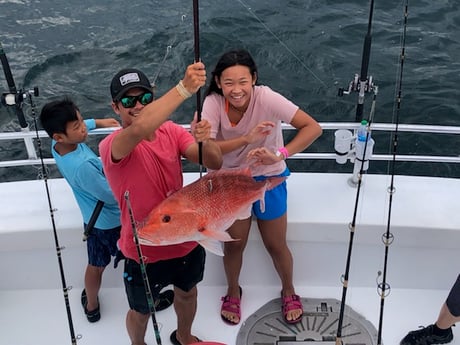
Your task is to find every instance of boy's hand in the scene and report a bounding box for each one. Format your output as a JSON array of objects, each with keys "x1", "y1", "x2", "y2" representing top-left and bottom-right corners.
[{"x1": 95, "y1": 118, "x2": 121, "y2": 128}]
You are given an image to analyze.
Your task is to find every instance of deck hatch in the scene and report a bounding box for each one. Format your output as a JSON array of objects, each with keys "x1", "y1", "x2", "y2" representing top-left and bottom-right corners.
[{"x1": 236, "y1": 297, "x2": 378, "y2": 345}]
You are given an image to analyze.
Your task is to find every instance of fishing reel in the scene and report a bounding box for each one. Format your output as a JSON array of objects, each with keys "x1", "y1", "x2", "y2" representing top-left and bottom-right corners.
[
  {"x1": 338, "y1": 73, "x2": 375, "y2": 97},
  {"x1": 1, "y1": 87, "x2": 39, "y2": 107}
]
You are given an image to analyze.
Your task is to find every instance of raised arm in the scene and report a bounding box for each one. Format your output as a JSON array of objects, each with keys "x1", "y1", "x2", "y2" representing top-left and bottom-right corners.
[{"x1": 111, "y1": 62, "x2": 206, "y2": 161}]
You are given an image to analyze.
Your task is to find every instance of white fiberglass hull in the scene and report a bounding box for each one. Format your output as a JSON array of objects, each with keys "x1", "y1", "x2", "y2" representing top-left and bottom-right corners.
[{"x1": 1, "y1": 172, "x2": 460, "y2": 344}]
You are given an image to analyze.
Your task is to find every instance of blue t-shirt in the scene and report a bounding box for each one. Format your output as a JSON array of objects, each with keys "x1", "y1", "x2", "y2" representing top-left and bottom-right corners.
[{"x1": 52, "y1": 119, "x2": 120, "y2": 229}]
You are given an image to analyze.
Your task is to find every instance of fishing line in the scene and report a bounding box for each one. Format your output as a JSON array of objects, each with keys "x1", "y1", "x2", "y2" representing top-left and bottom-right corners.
[
  {"x1": 376, "y1": 1, "x2": 409, "y2": 344},
  {"x1": 124, "y1": 191, "x2": 163, "y2": 345},
  {"x1": 29, "y1": 92, "x2": 81, "y2": 345},
  {"x1": 151, "y1": 45, "x2": 172, "y2": 89},
  {"x1": 236, "y1": 0, "x2": 328, "y2": 88},
  {"x1": 150, "y1": 15, "x2": 187, "y2": 89}
]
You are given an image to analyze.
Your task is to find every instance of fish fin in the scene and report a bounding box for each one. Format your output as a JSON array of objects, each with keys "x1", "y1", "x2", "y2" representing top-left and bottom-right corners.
[
  {"x1": 204, "y1": 229, "x2": 235, "y2": 242},
  {"x1": 138, "y1": 237, "x2": 154, "y2": 245},
  {"x1": 205, "y1": 167, "x2": 252, "y2": 178},
  {"x1": 198, "y1": 239, "x2": 224, "y2": 256}
]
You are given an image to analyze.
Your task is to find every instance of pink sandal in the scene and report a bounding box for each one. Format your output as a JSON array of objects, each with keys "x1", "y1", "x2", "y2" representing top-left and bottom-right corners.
[
  {"x1": 281, "y1": 294, "x2": 303, "y2": 324},
  {"x1": 220, "y1": 287, "x2": 242, "y2": 325}
]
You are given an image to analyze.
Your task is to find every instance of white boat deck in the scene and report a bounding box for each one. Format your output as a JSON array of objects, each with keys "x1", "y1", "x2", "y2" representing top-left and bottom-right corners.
[
  {"x1": 1, "y1": 285, "x2": 459, "y2": 345},
  {"x1": 1, "y1": 172, "x2": 460, "y2": 344}
]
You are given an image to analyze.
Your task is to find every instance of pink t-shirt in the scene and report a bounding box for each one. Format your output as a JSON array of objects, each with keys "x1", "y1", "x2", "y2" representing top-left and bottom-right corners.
[
  {"x1": 202, "y1": 85, "x2": 298, "y2": 176},
  {"x1": 99, "y1": 120, "x2": 197, "y2": 263}
]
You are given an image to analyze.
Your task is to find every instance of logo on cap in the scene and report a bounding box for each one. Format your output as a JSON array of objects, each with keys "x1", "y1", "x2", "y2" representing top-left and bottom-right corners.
[{"x1": 120, "y1": 73, "x2": 141, "y2": 86}]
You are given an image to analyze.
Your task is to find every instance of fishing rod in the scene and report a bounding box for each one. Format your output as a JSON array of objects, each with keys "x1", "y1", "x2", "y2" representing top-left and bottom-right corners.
[
  {"x1": 338, "y1": 0, "x2": 376, "y2": 122},
  {"x1": 124, "y1": 191, "x2": 162, "y2": 345},
  {"x1": 0, "y1": 41, "x2": 38, "y2": 159},
  {"x1": 193, "y1": 0, "x2": 204, "y2": 170},
  {"x1": 376, "y1": 1, "x2": 409, "y2": 344},
  {"x1": 1, "y1": 41, "x2": 79, "y2": 344},
  {"x1": 335, "y1": 0, "x2": 379, "y2": 343},
  {"x1": 335, "y1": 90, "x2": 377, "y2": 345},
  {"x1": 28, "y1": 92, "x2": 80, "y2": 344}
]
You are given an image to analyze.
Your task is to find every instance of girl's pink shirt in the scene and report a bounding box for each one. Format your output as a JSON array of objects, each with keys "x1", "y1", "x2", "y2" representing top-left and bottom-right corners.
[{"x1": 202, "y1": 85, "x2": 298, "y2": 177}]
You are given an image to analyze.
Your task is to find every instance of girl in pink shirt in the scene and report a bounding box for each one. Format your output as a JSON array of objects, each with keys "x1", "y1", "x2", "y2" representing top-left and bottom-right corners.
[{"x1": 202, "y1": 49, "x2": 322, "y2": 325}]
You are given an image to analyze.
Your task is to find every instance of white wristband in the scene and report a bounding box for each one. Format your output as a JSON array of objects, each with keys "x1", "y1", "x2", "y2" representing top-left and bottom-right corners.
[{"x1": 176, "y1": 80, "x2": 193, "y2": 100}]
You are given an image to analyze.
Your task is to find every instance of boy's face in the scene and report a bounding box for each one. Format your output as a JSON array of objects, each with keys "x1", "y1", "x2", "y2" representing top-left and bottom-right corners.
[{"x1": 53, "y1": 111, "x2": 88, "y2": 144}]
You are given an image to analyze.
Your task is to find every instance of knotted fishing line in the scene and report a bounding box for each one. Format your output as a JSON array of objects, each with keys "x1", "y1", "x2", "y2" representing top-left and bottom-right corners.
[
  {"x1": 124, "y1": 191, "x2": 163, "y2": 345},
  {"x1": 150, "y1": 14, "x2": 187, "y2": 90},
  {"x1": 376, "y1": 1, "x2": 409, "y2": 344}
]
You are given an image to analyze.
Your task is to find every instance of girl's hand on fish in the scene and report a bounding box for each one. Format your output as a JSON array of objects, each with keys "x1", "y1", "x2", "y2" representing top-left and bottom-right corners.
[
  {"x1": 191, "y1": 118, "x2": 212, "y2": 142},
  {"x1": 244, "y1": 121, "x2": 275, "y2": 144},
  {"x1": 247, "y1": 147, "x2": 279, "y2": 167},
  {"x1": 181, "y1": 62, "x2": 207, "y2": 94}
]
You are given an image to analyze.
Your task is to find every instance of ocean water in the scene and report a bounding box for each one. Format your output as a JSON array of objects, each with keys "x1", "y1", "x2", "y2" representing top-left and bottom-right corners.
[{"x1": 1, "y1": 0, "x2": 460, "y2": 181}]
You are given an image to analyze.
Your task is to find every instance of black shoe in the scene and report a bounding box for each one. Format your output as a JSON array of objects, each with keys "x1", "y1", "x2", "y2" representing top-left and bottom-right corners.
[
  {"x1": 400, "y1": 324, "x2": 453, "y2": 345},
  {"x1": 81, "y1": 289, "x2": 101, "y2": 323},
  {"x1": 155, "y1": 289, "x2": 174, "y2": 312}
]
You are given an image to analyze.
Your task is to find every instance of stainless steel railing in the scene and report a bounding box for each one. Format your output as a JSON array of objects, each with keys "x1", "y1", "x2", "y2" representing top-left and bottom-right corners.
[{"x1": 1, "y1": 122, "x2": 460, "y2": 169}]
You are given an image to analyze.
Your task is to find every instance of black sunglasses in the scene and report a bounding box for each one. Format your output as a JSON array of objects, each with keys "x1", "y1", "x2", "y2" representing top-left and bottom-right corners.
[{"x1": 120, "y1": 92, "x2": 154, "y2": 108}]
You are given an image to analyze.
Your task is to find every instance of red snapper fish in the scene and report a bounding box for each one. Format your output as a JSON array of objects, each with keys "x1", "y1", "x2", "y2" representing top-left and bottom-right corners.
[{"x1": 137, "y1": 168, "x2": 286, "y2": 256}]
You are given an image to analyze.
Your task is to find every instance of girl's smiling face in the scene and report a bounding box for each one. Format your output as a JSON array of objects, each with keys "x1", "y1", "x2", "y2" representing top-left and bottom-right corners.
[{"x1": 216, "y1": 65, "x2": 256, "y2": 110}]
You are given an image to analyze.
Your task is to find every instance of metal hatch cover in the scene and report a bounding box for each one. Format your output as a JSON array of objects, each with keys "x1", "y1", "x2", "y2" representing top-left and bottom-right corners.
[{"x1": 236, "y1": 297, "x2": 378, "y2": 345}]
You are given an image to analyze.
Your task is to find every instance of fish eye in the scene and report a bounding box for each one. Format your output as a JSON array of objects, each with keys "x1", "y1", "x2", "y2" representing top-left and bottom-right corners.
[{"x1": 162, "y1": 215, "x2": 171, "y2": 223}]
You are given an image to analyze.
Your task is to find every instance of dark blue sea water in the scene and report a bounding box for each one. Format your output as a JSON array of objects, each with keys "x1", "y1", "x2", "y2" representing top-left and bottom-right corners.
[{"x1": 1, "y1": 0, "x2": 460, "y2": 181}]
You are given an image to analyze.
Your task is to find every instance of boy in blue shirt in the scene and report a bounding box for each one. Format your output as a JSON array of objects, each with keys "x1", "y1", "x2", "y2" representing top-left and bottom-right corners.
[{"x1": 39, "y1": 98, "x2": 174, "y2": 322}]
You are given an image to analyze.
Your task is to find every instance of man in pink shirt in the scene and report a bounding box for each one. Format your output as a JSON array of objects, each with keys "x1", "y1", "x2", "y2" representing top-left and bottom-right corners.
[{"x1": 99, "y1": 63, "x2": 222, "y2": 345}]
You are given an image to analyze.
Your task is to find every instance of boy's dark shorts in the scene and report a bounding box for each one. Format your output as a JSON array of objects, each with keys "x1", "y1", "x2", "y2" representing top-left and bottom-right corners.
[
  {"x1": 123, "y1": 245, "x2": 206, "y2": 314},
  {"x1": 86, "y1": 225, "x2": 121, "y2": 267}
]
